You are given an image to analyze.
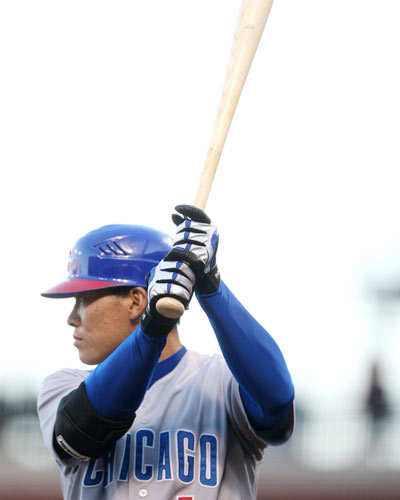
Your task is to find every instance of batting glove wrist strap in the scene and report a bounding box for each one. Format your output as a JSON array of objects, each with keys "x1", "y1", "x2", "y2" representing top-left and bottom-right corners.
[
  {"x1": 196, "y1": 265, "x2": 221, "y2": 295},
  {"x1": 140, "y1": 306, "x2": 178, "y2": 338}
]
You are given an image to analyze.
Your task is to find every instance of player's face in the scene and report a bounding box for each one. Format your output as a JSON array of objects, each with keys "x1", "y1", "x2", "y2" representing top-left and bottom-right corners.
[{"x1": 67, "y1": 289, "x2": 147, "y2": 365}]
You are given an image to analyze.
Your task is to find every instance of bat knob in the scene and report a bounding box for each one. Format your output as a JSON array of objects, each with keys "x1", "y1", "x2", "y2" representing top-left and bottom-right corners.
[{"x1": 156, "y1": 297, "x2": 185, "y2": 319}]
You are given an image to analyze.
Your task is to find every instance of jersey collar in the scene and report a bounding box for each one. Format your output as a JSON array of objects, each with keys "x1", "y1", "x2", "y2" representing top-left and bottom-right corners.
[{"x1": 148, "y1": 346, "x2": 187, "y2": 389}]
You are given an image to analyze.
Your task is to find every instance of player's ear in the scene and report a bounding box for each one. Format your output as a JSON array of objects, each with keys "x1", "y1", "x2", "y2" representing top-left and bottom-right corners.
[{"x1": 127, "y1": 287, "x2": 148, "y2": 320}]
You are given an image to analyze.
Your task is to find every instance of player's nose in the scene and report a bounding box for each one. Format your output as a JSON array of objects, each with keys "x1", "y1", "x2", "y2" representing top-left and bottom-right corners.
[{"x1": 67, "y1": 302, "x2": 81, "y2": 327}]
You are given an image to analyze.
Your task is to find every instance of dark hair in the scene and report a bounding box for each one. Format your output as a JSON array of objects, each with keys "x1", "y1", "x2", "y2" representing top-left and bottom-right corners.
[{"x1": 109, "y1": 286, "x2": 136, "y2": 296}]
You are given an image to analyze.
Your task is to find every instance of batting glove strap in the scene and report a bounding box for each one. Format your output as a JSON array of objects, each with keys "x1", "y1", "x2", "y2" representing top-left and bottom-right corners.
[
  {"x1": 196, "y1": 265, "x2": 221, "y2": 295},
  {"x1": 140, "y1": 305, "x2": 178, "y2": 338}
]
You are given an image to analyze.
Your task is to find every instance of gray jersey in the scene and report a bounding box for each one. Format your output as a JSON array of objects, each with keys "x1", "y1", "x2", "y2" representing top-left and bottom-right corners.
[{"x1": 37, "y1": 350, "x2": 267, "y2": 499}]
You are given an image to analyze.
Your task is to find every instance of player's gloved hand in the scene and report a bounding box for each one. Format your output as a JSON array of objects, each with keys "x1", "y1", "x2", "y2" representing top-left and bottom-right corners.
[
  {"x1": 140, "y1": 204, "x2": 220, "y2": 337},
  {"x1": 140, "y1": 257, "x2": 196, "y2": 338},
  {"x1": 170, "y1": 204, "x2": 220, "y2": 295}
]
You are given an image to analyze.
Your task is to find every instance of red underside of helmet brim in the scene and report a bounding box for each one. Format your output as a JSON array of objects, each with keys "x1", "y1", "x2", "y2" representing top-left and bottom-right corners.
[{"x1": 41, "y1": 278, "x2": 128, "y2": 298}]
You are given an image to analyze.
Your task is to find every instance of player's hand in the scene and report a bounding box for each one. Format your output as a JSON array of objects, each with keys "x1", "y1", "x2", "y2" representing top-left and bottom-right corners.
[
  {"x1": 147, "y1": 258, "x2": 196, "y2": 310},
  {"x1": 140, "y1": 259, "x2": 196, "y2": 337},
  {"x1": 141, "y1": 204, "x2": 220, "y2": 336},
  {"x1": 170, "y1": 205, "x2": 220, "y2": 295}
]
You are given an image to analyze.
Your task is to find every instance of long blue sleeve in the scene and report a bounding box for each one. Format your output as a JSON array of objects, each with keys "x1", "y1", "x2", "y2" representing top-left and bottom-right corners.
[
  {"x1": 85, "y1": 325, "x2": 166, "y2": 420},
  {"x1": 197, "y1": 281, "x2": 294, "y2": 433}
]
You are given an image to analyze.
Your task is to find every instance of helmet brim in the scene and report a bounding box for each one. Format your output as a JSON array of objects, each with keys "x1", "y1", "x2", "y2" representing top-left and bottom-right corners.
[{"x1": 41, "y1": 278, "x2": 131, "y2": 298}]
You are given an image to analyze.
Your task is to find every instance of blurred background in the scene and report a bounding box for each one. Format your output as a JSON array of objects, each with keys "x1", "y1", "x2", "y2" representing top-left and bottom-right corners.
[{"x1": 1, "y1": 0, "x2": 400, "y2": 498}]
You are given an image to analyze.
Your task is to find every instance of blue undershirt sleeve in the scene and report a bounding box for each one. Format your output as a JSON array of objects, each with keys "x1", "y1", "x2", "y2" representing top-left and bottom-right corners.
[
  {"x1": 196, "y1": 281, "x2": 294, "y2": 433},
  {"x1": 84, "y1": 324, "x2": 166, "y2": 420}
]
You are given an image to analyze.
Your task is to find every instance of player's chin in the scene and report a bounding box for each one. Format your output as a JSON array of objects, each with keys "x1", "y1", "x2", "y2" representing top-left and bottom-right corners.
[{"x1": 77, "y1": 347, "x2": 103, "y2": 366}]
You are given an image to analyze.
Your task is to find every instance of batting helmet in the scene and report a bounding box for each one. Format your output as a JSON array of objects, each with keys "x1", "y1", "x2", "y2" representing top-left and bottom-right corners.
[{"x1": 41, "y1": 224, "x2": 172, "y2": 298}]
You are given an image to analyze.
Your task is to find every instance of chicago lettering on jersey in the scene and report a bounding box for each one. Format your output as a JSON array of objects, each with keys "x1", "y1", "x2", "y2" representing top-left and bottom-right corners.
[{"x1": 83, "y1": 429, "x2": 218, "y2": 488}]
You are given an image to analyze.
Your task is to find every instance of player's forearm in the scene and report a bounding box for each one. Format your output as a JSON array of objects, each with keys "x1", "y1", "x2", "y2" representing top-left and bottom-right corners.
[
  {"x1": 85, "y1": 325, "x2": 166, "y2": 419},
  {"x1": 197, "y1": 281, "x2": 294, "y2": 421}
]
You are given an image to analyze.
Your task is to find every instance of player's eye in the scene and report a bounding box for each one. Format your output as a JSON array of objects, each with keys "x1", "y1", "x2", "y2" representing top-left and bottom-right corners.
[
  {"x1": 74, "y1": 296, "x2": 83, "y2": 308},
  {"x1": 78, "y1": 291, "x2": 104, "y2": 307},
  {"x1": 75, "y1": 295, "x2": 91, "y2": 308}
]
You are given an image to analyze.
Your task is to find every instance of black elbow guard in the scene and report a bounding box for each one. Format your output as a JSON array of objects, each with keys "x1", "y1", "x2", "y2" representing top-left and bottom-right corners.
[
  {"x1": 261, "y1": 402, "x2": 295, "y2": 446},
  {"x1": 53, "y1": 382, "x2": 135, "y2": 460}
]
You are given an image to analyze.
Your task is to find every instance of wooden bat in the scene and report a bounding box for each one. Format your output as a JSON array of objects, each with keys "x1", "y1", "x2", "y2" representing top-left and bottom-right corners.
[{"x1": 156, "y1": 0, "x2": 274, "y2": 319}]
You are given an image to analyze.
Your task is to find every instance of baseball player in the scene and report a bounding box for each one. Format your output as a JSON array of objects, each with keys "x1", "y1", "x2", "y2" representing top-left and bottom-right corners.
[{"x1": 37, "y1": 205, "x2": 294, "y2": 500}]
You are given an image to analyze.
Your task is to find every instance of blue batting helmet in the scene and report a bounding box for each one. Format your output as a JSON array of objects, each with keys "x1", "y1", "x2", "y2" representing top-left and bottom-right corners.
[{"x1": 41, "y1": 224, "x2": 172, "y2": 298}]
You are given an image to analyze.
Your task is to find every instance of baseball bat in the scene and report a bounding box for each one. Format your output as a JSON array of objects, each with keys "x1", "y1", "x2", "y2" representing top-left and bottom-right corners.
[{"x1": 156, "y1": 0, "x2": 274, "y2": 319}]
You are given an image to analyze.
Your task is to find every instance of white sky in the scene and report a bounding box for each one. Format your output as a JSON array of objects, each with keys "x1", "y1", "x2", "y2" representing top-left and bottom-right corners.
[{"x1": 1, "y1": 0, "x2": 400, "y2": 407}]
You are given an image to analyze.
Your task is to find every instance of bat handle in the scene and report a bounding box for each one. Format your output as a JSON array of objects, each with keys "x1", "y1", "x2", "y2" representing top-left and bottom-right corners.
[{"x1": 156, "y1": 296, "x2": 185, "y2": 319}]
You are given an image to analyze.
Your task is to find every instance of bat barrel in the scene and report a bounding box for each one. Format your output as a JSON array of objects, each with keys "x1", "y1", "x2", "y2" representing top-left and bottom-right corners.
[
  {"x1": 158, "y1": 0, "x2": 274, "y2": 320},
  {"x1": 194, "y1": 0, "x2": 274, "y2": 209}
]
